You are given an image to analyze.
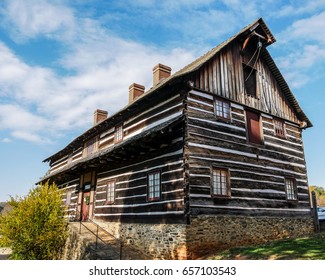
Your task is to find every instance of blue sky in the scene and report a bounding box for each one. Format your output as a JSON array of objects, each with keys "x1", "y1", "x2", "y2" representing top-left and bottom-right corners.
[{"x1": 0, "y1": 0, "x2": 324, "y2": 202}]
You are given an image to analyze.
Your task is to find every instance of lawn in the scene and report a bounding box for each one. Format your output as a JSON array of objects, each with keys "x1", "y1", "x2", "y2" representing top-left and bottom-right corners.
[{"x1": 205, "y1": 233, "x2": 325, "y2": 260}]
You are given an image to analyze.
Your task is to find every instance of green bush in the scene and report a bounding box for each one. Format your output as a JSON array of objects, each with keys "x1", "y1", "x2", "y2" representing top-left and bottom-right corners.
[{"x1": 0, "y1": 182, "x2": 68, "y2": 259}]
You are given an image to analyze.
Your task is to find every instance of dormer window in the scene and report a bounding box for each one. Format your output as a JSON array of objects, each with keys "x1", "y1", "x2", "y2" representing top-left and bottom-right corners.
[
  {"x1": 114, "y1": 124, "x2": 123, "y2": 143},
  {"x1": 243, "y1": 64, "x2": 257, "y2": 97}
]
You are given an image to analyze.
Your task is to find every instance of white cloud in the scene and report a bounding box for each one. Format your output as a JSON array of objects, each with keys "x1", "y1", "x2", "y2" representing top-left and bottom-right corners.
[
  {"x1": 0, "y1": 0, "x2": 196, "y2": 144},
  {"x1": 275, "y1": 12, "x2": 325, "y2": 88},
  {"x1": 285, "y1": 12, "x2": 325, "y2": 44},
  {"x1": 1, "y1": 138, "x2": 12, "y2": 143},
  {"x1": 272, "y1": 0, "x2": 325, "y2": 18},
  {"x1": 1, "y1": 0, "x2": 75, "y2": 41}
]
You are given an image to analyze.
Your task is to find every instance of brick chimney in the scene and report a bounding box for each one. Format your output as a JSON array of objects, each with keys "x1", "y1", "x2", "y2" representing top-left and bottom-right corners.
[
  {"x1": 129, "y1": 83, "x2": 145, "y2": 104},
  {"x1": 153, "y1": 63, "x2": 171, "y2": 86},
  {"x1": 94, "y1": 109, "x2": 108, "y2": 126}
]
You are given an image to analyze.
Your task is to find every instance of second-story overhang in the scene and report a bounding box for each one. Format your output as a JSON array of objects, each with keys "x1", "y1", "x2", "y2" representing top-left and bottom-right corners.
[{"x1": 39, "y1": 115, "x2": 184, "y2": 185}]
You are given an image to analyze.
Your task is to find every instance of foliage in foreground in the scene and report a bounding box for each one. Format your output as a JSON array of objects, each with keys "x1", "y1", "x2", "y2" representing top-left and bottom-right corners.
[
  {"x1": 0, "y1": 182, "x2": 68, "y2": 260},
  {"x1": 206, "y1": 233, "x2": 325, "y2": 260}
]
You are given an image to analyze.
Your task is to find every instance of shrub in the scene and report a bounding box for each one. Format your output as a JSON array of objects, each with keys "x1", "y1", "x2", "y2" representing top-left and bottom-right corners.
[{"x1": 0, "y1": 182, "x2": 68, "y2": 259}]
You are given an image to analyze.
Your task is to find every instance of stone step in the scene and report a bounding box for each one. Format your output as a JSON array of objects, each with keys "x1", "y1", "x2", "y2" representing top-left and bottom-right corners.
[{"x1": 68, "y1": 222, "x2": 149, "y2": 260}]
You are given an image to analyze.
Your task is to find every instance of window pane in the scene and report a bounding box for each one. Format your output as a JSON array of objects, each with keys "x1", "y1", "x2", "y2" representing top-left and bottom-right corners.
[
  {"x1": 87, "y1": 139, "x2": 95, "y2": 155},
  {"x1": 66, "y1": 191, "x2": 72, "y2": 206},
  {"x1": 212, "y1": 168, "x2": 229, "y2": 197},
  {"x1": 115, "y1": 125, "x2": 123, "y2": 142},
  {"x1": 285, "y1": 178, "x2": 297, "y2": 201},
  {"x1": 148, "y1": 171, "x2": 161, "y2": 201},
  {"x1": 106, "y1": 181, "x2": 115, "y2": 203},
  {"x1": 215, "y1": 99, "x2": 230, "y2": 120},
  {"x1": 274, "y1": 119, "x2": 285, "y2": 138}
]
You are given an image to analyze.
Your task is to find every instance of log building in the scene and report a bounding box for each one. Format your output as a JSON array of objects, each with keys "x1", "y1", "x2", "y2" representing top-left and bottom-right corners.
[{"x1": 40, "y1": 18, "x2": 314, "y2": 259}]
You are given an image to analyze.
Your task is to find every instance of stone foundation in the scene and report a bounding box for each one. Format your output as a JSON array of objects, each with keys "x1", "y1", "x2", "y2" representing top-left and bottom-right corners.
[
  {"x1": 97, "y1": 221, "x2": 188, "y2": 259},
  {"x1": 186, "y1": 215, "x2": 314, "y2": 259},
  {"x1": 95, "y1": 215, "x2": 314, "y2": 260}
]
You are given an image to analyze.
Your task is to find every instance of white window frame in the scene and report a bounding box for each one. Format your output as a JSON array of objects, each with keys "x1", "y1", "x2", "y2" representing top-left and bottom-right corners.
[
  {"x1": 106, "y1": 180, "x2": 116, "y2": 204},
  {"x1": 211, "y1": 167, "x2": 231, "y2": 197},
  {"x1": 285, "y1": 178, "x2": 297, "y2": 201},
  {"x1": 114, "y1": 124, "x2": 124, "y2": 143},
  {"x1": 148, "y1": 171, "x2": 161, "y2": 201},
  {"x1": 215, "y1": 98, "x2": 231, "y2": 120}
]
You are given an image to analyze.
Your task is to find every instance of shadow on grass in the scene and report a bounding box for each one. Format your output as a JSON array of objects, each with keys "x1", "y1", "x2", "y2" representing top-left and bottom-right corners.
[{"x1": 208, "y1": 233, "x2": 325, "y2": 260}]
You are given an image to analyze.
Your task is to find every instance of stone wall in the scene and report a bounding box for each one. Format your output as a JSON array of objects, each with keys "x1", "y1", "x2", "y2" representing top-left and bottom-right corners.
[
  {"x1": 95, "y1": 215, "x2": 314, "y2": 260},
  {"x1": 61, "y1": 224, "x2": 87, "y2": 260},
  {"x1": 186, "y1": 215, "x2": 315, "y2": 259},
  {"x1": 96, "y1": 221, "x2": 188, "y2": 259}
]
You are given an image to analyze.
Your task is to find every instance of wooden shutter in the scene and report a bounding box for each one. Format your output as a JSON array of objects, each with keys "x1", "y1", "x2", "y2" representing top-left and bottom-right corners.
[{"x1": 246, "y1": 110, "x2": 262, "y2": 144}]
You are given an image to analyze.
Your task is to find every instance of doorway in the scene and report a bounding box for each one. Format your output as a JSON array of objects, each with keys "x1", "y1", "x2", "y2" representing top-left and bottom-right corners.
[
  {"x1": 81, "y1": 191, "x2": 91, "y2": 221},
  {"x1": 79, "y1": 172, "x2": 95, "y2": 221}
]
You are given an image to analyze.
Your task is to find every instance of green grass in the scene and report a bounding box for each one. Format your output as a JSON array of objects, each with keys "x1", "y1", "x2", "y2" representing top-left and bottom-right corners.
[{"x1": 205, "y1": 233, "x2": 325, "y2": 260}]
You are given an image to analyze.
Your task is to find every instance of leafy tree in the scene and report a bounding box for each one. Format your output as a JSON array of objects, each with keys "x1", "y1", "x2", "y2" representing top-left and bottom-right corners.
[
  {"x1": 309, "y1": 186, "x2": 325, "y2": 207},
  {"x1": 0, "y1": 182, "x2": 68, "y2": 259}
]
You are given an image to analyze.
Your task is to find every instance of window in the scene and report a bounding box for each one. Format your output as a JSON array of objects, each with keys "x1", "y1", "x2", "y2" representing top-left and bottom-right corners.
[
  {"x1": 148, "y1": 171, "x2": 161, "y2": 201},
  {"x1": 246, "y1": 110, "x2": 262, "y2": 145},
  {"x1": 67, "y1": 154, "x2": 72, "y2": 164},
  {"x1": 215, "y1": 98, "x2": 230, "y2": 120},
  {"x1": 83, "y1": 183, "x2": 91, "y2": 191},
  {"x1": 274, "y1": 119, "x2": 286, "y2": 138},
  {"x1": 285, "y1": 178, "x2": 297, "y2": 201},
  {"x1": 115, "y1": 124, "x2": 123, "y2": 143},
  {"x1": 243, "y1": 64, "x2": 257, "y2": 97},
  {"x1": 86, "y1": 138, "x2": 96, "y2": 155},
  {"x1": 211, "y1": 168, "x2": 230, "y2": 197},
  {"x1": 106, "y1": 181, "x2": 115, "y2": 204},
  {"x1": 65, "y1": 191, "x2": 72, "y2": 206}
]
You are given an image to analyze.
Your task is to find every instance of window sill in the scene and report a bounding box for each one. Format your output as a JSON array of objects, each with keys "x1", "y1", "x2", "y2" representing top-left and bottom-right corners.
[
  {"x1": 215, "y1": 116, "x2": 232, "y2": 124},
  {"x1": 211, "y1": 195, "x2": 231, "y2": 200},
  {"x1": 148, "y1": 198, "x2": 161, "y2": 202},
  {"x1": 286, "y1": 199, "x2": 298, "y2": 205}
]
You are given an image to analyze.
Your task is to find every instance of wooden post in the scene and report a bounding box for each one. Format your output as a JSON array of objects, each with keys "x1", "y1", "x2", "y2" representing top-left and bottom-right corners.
[
  {"x1": 120, "y1": 242, "x2": 123, "y2": 260},
  {"x1": 312, "y1": 191, "x2": 320, "y2": 233},
  {"x1": 96, "y1": 225, "x2": 99, "y2": 249}
]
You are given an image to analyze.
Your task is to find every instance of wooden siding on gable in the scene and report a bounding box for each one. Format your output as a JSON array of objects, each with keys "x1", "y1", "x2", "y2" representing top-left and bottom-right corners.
[
  {"x1": 192, "y1": 43, "x2": 300, "y2": 125},
  {"x1": 186, "y1": 88, "x2": 310, "y2": 218}
]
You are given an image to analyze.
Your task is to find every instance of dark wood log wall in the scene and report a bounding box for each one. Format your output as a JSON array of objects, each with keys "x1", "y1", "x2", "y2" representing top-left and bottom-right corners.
[
  {"x1": 59, "y1": 178, "x2": 80, "y2": 217},
  {"x1": 55, "y1": 91, "x2": 186, "y2": 222},
  {"x1": 94, "y1": 131, "x2": 185, "y2": 222},
  {"x1": 186, "y1": 88, "x2": 310, "y2": 218}
]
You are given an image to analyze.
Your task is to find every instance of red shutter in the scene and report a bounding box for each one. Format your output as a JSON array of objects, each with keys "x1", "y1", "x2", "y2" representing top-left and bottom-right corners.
[{"x1": 246, "y1": 111, "x2": 262, "y2": 144}]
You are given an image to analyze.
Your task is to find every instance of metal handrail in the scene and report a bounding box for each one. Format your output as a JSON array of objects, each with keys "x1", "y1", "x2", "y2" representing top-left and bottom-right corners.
[{"x1": 67, "y1": 207, "x2": 123, "y2": 259}]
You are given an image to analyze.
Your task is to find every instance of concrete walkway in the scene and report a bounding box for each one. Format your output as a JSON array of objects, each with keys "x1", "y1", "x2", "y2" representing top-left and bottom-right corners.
[{"x1": 0, "y1": 248, "x2": 12, "y2": 260}]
